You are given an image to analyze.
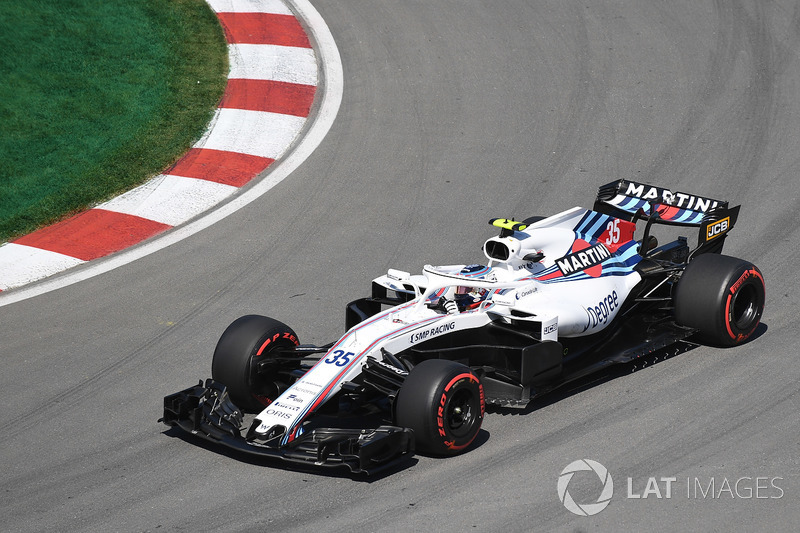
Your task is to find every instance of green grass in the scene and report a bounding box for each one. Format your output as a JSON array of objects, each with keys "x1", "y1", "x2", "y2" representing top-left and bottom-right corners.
[{"x1": 0, "y1": 0, "x2": 228, "y2": 241}]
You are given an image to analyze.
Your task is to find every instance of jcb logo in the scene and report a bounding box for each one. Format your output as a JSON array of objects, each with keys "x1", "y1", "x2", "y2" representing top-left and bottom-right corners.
[{"x1": 706, "y1": 217, "x2": 730, "y2": 241}]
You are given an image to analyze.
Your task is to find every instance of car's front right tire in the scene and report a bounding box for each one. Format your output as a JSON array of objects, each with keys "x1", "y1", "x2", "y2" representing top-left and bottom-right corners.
[{"x1": 395, "y1": 359, "x2": 485, "y2": 456}]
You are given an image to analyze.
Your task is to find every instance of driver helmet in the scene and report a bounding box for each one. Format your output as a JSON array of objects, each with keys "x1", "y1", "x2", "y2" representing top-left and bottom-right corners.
[{"x1": 455, "y1": 264, "x2": 494, "y2": 305}]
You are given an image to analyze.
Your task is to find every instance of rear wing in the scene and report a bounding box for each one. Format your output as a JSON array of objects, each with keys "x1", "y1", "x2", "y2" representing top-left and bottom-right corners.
[
  {"x1": 594, "y1": 179, "x2": 728, "y2": 225},
  {"x1": 594, "y1": 179, "x2": 740, "y2": 254}
]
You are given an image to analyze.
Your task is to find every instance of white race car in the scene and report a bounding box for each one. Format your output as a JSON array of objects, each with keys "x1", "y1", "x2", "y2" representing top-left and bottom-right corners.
[{"x1": 162, "y1": 179, "x2": 765, "y2": 474}]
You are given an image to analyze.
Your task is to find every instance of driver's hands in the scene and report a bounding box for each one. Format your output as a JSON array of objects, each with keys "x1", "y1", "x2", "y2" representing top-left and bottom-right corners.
[
  {"x1": 443, "y1": 298, "x2": 459, "y2": 315},
  {"x1": 428, "y1": 296, "x2": 459, "y2": 315}
]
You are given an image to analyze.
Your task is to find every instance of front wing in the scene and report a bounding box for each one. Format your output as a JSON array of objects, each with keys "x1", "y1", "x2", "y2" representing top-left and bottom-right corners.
[{"x1": 161, "y1": 380, "x2": 414, "y2": 475}]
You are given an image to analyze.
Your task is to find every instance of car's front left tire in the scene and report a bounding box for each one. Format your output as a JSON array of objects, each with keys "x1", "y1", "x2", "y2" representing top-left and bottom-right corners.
[{"x1": 211, "y1": 315, "x2": 300, "y2": 412}]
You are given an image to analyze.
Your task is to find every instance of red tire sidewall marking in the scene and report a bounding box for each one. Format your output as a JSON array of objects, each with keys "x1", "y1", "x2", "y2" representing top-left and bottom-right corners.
[
  {"x1": 725, "y1": 268, "x2": 765, "y2": 343},
  {"x1": 438, "y1": 372, "x2": 485, "y2": 451}
]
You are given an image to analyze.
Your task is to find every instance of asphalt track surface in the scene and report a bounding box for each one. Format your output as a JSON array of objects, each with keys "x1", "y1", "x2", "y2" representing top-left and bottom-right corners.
[{"x1": 2, "y1": 1, "x2": 799, "y2": 531}]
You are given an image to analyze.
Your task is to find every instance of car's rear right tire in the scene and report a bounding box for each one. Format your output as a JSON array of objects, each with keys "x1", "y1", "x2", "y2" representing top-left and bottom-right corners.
[{"x1": 674, "y1": 253, "x2": 765, "y2": 346}]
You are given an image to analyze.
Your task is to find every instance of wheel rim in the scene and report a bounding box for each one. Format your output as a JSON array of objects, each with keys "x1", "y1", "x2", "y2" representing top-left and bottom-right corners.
[
  {"x1": 446, "y1": 388, "x2": 478, "y2": 439},
  {"x1": 731, "y1": 283, "x2": 759, "y2": 330}
]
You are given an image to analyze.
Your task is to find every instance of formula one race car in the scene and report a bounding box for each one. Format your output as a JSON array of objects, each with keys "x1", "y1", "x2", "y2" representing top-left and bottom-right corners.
[{"x1": 162, "y1": 179, "x2": 765, "y2": 474}]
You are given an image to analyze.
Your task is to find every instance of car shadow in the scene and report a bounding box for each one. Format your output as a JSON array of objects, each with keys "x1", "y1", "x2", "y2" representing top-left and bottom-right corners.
[
  {"x1": 490, "y1": 340, "x2": 699, "y2": 417},
  {"x1": 489, "y1": 321, "x2": 768, "y2": 417}
]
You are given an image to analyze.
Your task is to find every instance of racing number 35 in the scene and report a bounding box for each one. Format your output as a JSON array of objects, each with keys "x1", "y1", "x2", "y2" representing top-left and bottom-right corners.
[
  {"x1": 325, "y1": 350, "x2": 354, "y2": 367},
  {"x1": 605, "y1": 219, "x2": 621, "y2": 245}
]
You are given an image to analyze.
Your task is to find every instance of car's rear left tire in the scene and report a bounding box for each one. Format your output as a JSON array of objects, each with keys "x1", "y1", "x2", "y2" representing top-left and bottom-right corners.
[
  {"x1": 674, "y1": 253, "x2": 765, "y2": 346},
  {"x1": 395, "y1": 359, "x2": 484, "y2": 456},
  {"x1": 211, "y1": 315, "x2": 300, "y2": 412}
]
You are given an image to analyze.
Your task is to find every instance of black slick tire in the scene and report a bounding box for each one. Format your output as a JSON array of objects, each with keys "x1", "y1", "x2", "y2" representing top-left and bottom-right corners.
[
  {"x1": 395, "y1": 359, "x2": 484, "y2": 456},
  {"x1": 211, "y1": 315, "x2": 299, "y2": 412},
  {"x1": 674, "y1": 254, "x2": 765, "y2": 347}
]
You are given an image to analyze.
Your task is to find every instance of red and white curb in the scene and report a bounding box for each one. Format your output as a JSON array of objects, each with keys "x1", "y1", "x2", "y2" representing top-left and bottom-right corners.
[{"x1": 0, "y1": 0, "x2": 341, "y2": 299}]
